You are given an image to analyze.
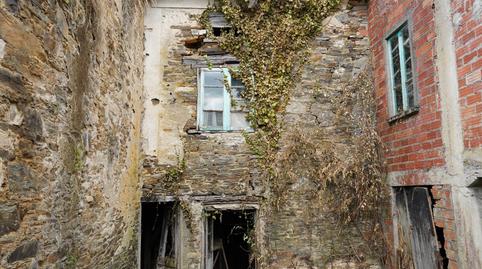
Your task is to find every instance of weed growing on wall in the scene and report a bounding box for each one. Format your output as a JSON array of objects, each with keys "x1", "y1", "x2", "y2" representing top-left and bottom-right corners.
[
  {"x1": 200, "y1": 1, "x2": 389, "y2": 266},
  {"x1": 208, "y1": 0, "x2": 341, "y2": 165}
]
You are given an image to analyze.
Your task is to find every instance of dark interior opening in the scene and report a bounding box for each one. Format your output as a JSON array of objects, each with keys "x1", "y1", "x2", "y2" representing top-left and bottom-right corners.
[
  {"x1": 141, "y1": 202, "x2": 177, "y2": 269},
  {"x1": 428, "y1": 187, "x2": 449, "y2": 269},
  {"x1": 206, "y1": 209, "x2": 256, "y2": 269},
  {"x1": 435, "y1": 226, "x2": 449, "y2": 269},
  {"x1": 212, "y1": 27, "x2": 231, "y2": 37}
]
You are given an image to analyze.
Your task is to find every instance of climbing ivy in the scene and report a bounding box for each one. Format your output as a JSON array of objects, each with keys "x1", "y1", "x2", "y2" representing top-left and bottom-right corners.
[
  {"x1": 209, "y1": 0, "x2": 340, "y2": 164},
  {"x1": 200, "y1": 0, "x2": 389, "y2": 266}
]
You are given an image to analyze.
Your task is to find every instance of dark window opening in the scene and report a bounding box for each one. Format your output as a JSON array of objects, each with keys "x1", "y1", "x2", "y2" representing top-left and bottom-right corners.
[
  {"x1": 213, "y1": 27, "x2": 222, "y2": 37},
  {"x1": 205, "y1": 209, "x2": 256, "y2": 269},
  {"x1": 141, "y1": 202, "x2": 177, "y2": 269}
]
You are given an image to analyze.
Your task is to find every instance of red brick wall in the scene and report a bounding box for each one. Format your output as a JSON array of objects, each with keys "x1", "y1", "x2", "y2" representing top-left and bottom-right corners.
[
  {"x1": 431, "y1": 185, "x2": 458, "y2": 269},
  {"x1": 368, "y1": 0, "x2": 445, "y2": 174},
  {"x1": 452, "y1": 0, "x2": 482, "y2": 149}
]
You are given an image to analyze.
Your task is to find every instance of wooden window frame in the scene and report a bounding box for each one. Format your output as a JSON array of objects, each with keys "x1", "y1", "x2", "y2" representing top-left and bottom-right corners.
[
  {"x1": 197, "y1": 68, "x2": 250, "y2": 132},
  {"x1": 385, "y1": 19, "x2": 419, "y2": 122}
]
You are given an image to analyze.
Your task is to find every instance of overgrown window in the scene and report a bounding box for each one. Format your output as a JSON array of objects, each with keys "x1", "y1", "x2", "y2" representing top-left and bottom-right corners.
[
  {"x1": 386, "y1": 23, "x2": 416, "y2": 115},
  {"x1": 198, "y1": 68, "x2": 250, "y2": 131}
]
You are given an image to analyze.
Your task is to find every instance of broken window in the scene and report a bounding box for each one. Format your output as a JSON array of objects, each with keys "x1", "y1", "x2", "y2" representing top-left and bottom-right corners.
[
  {"x1": 386, "y1": 22, "x2": 417, "y2": 116},
  {"x1": 141, "y1": 202, "x2": 178, "y2": 269},
  {"x1": 198, "y1": 68, "x2": 250, "y2": 131},
  {"x1": 204, "y1": 209, "x2": 256, "y2": 269},
  {"x1": 394, "y1": 187, "x2": 448, "y2": 269}
]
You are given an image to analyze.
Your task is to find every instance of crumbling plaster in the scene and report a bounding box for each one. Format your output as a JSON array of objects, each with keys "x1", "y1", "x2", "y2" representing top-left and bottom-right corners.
[
  {"x1": 434, "y1": 1, "x2": 481, "y2": 268},
  {"x1": 143, "y1": 6, "x2": 202, "y2": 165}
]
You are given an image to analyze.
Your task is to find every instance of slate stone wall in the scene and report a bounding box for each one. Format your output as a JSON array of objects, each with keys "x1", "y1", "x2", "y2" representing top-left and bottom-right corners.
[
  {"x1": 0, "y1": 1, "x2": 145, "y2": 268},
  {"x1": 142, "y1": 1, "x2": 376, "y2": 268}
]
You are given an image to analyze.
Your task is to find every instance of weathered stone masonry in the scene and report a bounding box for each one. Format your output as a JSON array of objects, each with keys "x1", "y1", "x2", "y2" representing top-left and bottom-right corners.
[
  {"x1": 141, "y1": 1, "x2": 376, "y2": 268},
  {"x1": 0, "y1": 1, "x2": 145, "y2": 268}
]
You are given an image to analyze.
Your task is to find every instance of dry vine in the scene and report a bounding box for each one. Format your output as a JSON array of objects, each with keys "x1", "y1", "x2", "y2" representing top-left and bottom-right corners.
[{"x1": 200, "y1": 1, "x2": 390, "y2": 267}]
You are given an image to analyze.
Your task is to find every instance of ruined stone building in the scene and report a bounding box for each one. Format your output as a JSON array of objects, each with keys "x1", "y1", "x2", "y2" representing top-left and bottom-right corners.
[
  {"x1": 0, "y1": 0, "x2": 480, "y2": 269},
  {"x1": 369, "y1": 0, "x2": 482, "y2": 268}
]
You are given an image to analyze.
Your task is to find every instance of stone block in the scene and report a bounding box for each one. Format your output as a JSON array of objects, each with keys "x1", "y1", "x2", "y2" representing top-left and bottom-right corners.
[
  {"x1": 5, "y1": 0, "x2": 19, "y2": 13},
  {"x1": 22, "y1": 109, "x2": 43, "y2": 141},
  {"x1": 7, "y1": 240, "x2": 38, "y2": 263},
  {"x1": 0, "y1": 203, "x2": 20, "y2": 236},
  {"x1": 7, "y1": 163, "x2": 38, "y2": 193},
  {"x1": 5, "y1": 104, "x2": 24, "y2": 126},
  {"x1": 0, "y1": 129, "x2": 15, "y2": 160}
]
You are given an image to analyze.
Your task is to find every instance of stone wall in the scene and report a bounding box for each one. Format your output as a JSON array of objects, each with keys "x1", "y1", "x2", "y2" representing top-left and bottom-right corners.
[
  {"x1": 266, "y1": 1, "x2": 374, "y2": 267},
  {"x1": 0, "y1": 1, "x2": 145, "y2": 268},
  {"x1": 142, "y1": 1, "x2": 377, "y2": 268}
]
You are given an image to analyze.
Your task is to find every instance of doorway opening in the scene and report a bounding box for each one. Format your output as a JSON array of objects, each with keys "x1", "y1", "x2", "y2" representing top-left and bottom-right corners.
[
  {"x1": 394, "y1": 186, "x2": 449, "y2": 269},
  {"x1": 204, "y1": 209, "x2": 256, "y2": 269},
  {"x1": 141, "y1": 202, "x2": 177, "y2": 269}
]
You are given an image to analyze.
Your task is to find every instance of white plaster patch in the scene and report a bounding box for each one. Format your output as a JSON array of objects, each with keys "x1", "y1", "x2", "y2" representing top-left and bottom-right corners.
[
  {"x1": 5, "y1": 104, "x2": 24, "y2": 126},
  {"x1": 453, "y1": 13, "x2": 462, "y2": 29},
  {"x1": 473, "y1": 0, "x2": 481, "y2": 19},
  {"x1": 0, "y1": 39, "x2": 5, "y2": 60},
  {"x1": 0, "y1": 161, "x2": 4, "y2": 191},
  {"x1": 466, "y1": 70, "x2": 481, "y2": 85},
  {"x1": 151, "y1": 0, "x2": 211, "y2": 8},
  {"x1": 0, "y1": 129, "x2": 14, "y2": 154}
]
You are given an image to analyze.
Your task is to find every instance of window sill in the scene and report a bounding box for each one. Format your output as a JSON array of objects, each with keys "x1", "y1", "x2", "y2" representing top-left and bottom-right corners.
[
  {"x1": 187, "y1": 129, "x2": 254, "y2": 135},
  {"x1": 388, "y1": 107, "x2": 419, "y2": 124}
]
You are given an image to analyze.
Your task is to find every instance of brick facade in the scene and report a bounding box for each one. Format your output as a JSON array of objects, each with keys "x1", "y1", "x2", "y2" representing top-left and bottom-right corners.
[
  {"x1": 369, "y1": 0, "x2": 481, "y2": 268},
  {"x1": 452, "y1": 0, "x2": 482, "y2": 149},
  {"x1": 369, "y1": 0, "x2": 444, "y2": 174}
]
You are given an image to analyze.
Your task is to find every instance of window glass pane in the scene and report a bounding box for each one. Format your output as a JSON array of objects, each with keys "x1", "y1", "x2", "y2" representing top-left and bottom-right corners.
[
  {"x1": 204, "y1": 71, "x2": 224, "y2": 86},
  {"x1": 231, "y1": 112, "x2": 250, "y2": 130},
  {"x1": 203, "y1": 87, "x2": 224, "y2": 111},
  {"x1": 231, "y1": 87, "x2": 245, "y2": 99},
  {"x1": 231, "y1": 78, "x2": 243, "y2": 87},
  {"x1": 407, "y1": 80, "x2": 415, "y2": 108},
  {"x1": 394, "y1": 85, "x2": 403, "y2": 112},
  {"x1": 402, "y1": 27, "x2": 414, "y2": 109},
  {"x1": 402, "y1": 26, "x2": 409, "y2": 42},
  {"x1": 204, "y1": 111, "x2": 223, "y2": 128},
  {"x1": 390, "y1": 35, "x2": 398, "y2": 53},
  {"x1": 393, "y1": 56, "x2": 402, "y2": 112}
]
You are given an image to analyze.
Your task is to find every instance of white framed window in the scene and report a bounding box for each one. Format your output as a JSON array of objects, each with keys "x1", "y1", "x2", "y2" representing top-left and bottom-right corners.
[
  {"x1": 197, "y1": 68, "x2": 250, "y2": 131},
  {"x1": 386, "y1": 22, "x2": 417, "y2": 117}
]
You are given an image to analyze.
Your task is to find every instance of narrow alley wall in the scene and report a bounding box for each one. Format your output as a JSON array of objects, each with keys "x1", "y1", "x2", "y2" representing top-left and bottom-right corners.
[{"x1": 0, "y1": 1, "x2": 145, "y2": 268}]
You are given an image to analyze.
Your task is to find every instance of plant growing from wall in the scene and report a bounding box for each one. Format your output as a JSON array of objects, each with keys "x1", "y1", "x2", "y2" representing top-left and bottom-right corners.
[
  {"x1": 273, "y1": 71, "x2": 390, "y2": 265},
  {"x1": 199, "y1": 1, "x2": 390, "y2": 267},
  {"x1": 212, "y1": 0, "x2": 340, "y2": 164}
]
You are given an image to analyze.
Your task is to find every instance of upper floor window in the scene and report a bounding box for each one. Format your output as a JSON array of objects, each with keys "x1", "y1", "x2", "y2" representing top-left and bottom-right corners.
[
  {"x1": 197, "y1": 68, "x2": 250, "y2": 131},
  {"x1": 386, "y1": 23, "x2": 417, "y2": 117}
]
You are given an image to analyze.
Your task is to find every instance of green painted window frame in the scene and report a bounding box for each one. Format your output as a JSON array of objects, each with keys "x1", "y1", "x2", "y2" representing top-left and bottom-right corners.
[
  {"x1": 197, "y1": 68, "x2": 250, "y2": 131},
  {"x1": 386, "y1": 22, "x2": 418, "y2": 118}
]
